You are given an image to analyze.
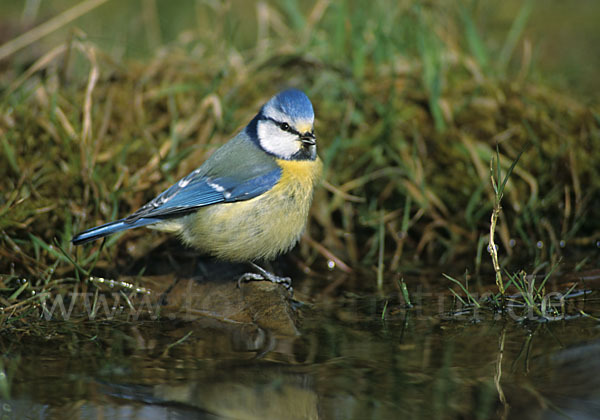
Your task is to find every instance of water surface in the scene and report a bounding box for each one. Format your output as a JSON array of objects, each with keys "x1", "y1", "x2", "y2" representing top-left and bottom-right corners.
[{"x1": 2, "y1": 272, "x2": 600, "y2": 420}]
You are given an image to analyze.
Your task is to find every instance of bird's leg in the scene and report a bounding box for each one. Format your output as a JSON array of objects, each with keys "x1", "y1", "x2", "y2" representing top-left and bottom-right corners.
[{"x1": 238, "y1": 262, "x2": 293, "y2": 292}]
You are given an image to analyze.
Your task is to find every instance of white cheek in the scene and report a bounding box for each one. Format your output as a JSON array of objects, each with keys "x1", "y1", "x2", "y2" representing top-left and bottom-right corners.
[{"x1": 257, "y1": 121, "x2": 300, "y2": 159}]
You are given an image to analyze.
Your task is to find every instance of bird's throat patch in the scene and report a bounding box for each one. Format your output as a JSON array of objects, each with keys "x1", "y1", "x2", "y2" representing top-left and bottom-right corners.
[{"x1": 275, "y1": 157, "x2": 322, "y2": 189}]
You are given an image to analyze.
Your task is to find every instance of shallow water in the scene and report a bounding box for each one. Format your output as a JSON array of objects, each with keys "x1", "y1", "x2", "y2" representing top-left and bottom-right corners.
[{"x1": 2, "y1": 271, "x2": 600, "y2": 420}]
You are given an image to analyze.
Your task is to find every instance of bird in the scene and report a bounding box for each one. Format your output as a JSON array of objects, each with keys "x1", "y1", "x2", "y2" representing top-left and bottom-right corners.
[{"x1": 71, "y1": 88, "x2": 322, "y2": 290}]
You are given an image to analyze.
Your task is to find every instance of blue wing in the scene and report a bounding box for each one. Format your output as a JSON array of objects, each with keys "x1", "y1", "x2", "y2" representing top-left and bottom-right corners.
[
  {"x1": 71, "y1": 168, "x2": 281, "y2": 245},
  {"x1": 125, "y1": 166, "x2": 282, "y2": 221},
  {"x1": 72, "y1": 132, "x2": 283, "y2": 245}
]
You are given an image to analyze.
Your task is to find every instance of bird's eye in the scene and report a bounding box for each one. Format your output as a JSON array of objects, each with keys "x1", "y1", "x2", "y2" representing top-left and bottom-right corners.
[{"x1": 279, "y1": 122, "x2": 290, "y2": 132}]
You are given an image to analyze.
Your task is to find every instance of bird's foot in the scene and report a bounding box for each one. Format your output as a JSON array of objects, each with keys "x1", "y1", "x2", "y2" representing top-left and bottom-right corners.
[{"x1": 238, "y1": 262, "x2": 293, "y2": 293}]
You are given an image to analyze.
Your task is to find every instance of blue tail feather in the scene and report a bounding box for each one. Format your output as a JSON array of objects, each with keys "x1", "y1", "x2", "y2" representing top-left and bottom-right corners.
[{"x1": 71, "y1": 218, "x2": 160, "y2": 245}]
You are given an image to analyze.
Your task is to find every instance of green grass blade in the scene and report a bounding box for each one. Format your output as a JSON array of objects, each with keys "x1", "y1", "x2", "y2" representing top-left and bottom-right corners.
[
  {"x1": 1, "y1": 134, "x2": 19, "y2": 175},
  {"x1": 498, "y1": 143, "x2": 528, "y2": 198},
  {"x1": 443, "y1": 273, "x2": 480, "y2": 308},
  {"x1": 498, "y1": 0, "x2": 534, "y2": 73},
  {"x1": 459, "y1": 4, "x2": 488, "y2": 69}
]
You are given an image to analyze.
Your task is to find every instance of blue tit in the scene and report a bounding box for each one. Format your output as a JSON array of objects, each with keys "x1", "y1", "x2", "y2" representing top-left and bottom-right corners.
[{"x1": 72, "y1": 88, "x2": 322, "y2": 288}]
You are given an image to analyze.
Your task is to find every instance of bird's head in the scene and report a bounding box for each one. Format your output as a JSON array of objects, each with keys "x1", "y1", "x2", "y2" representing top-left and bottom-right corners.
[{"x1": 251, "y1": 89, "x2": 317, "y2": 161}]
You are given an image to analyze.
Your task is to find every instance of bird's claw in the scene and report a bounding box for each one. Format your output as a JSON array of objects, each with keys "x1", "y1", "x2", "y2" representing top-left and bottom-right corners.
[{"x1": 237, "y1": 263, "x2": 293, "y2": 294}]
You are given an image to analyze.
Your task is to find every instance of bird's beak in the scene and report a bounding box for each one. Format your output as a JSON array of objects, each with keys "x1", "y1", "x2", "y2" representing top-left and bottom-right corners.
[{"x1": 300, "y1": 132, "x2": 316, "y2": 146}]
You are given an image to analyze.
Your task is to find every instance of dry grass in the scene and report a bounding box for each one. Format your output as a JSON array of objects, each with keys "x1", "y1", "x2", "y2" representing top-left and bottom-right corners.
[{"x1": 1, "y1": 1, "x2": 599, "y2": 322}]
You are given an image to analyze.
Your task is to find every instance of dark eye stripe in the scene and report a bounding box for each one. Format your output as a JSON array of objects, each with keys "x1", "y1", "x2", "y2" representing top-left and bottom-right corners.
[{"x1": 263, "y1": 116, "x2": 299, "y2": 135}]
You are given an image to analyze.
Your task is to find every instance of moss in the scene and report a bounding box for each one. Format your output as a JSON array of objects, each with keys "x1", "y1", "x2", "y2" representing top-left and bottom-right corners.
[{"x1": 0, "y1": 1, "x2": 599, "y2": 319}]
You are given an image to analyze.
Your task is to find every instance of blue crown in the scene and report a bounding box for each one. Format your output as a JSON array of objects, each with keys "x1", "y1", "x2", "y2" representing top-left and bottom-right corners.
[{"x1": 268, "y1": 89, "x2": 314, "y2": 120}]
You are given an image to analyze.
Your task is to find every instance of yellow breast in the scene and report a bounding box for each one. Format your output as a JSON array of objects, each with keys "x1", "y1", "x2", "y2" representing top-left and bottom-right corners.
[{"x1": 179, "y1": 157, "x2": 322, "y2": 261}]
